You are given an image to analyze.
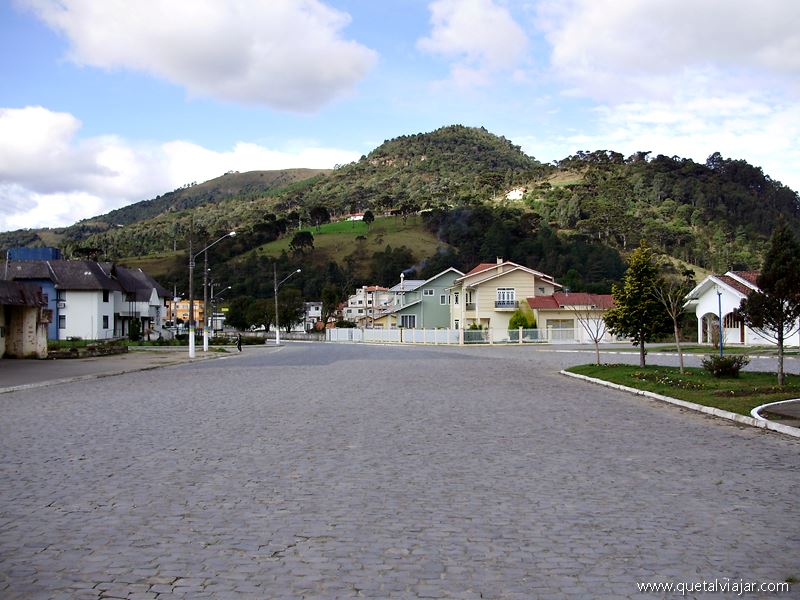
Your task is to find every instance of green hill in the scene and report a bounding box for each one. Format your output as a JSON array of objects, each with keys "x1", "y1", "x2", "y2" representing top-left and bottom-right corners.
[{"x1": 2, "y1": 125, "x2": 799, "y2": 303}]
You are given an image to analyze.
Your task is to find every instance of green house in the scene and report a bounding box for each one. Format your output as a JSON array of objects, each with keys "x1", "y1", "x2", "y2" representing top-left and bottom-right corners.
[{"x1": 391, "y1": 268, "x2": 464, "y2": 329}]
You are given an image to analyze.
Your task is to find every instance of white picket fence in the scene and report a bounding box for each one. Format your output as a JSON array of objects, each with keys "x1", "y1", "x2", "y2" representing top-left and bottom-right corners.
[{"x1": 326, "y1": 327, "x2": 598, "y2": 345}]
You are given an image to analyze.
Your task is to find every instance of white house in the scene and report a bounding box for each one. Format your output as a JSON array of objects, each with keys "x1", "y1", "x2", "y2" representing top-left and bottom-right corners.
[
  {"x1": 304, "y1": 301, "x2": 323, "y2": 331},
  {"x1": 342, "y1": 285, "x2": 393, "y2": 322},
  {"x1": 684, "y1": 270, "x2": 800, "y2": 347},
  {"x1": 5, "y1": 259, "x2": 169, "y2": 341}
]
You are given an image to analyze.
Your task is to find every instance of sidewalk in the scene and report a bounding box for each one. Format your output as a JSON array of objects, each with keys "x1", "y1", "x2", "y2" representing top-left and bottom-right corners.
[{"x1": 0, "y1": 347, "x2": 233, "y2": 393}]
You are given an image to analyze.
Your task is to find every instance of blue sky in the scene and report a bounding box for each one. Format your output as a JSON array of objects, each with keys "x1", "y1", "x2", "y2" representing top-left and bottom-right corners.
[{"x1": 1, "y1": 0, "x2": 798, "y2": 231}]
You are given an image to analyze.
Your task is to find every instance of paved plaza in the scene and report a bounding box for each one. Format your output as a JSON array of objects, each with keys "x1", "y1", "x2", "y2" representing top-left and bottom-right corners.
[{"x1": 1, "y1": 343, "x2": 798, "y2": 598}]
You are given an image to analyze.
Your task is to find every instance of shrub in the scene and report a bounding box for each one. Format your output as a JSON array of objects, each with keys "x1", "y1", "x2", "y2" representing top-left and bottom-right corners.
[{"x1": 701, "y1": 354, "x2": 750, "y2": 378}]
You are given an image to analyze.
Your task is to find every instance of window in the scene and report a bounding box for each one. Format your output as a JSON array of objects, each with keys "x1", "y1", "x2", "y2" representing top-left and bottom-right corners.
[
  {"x1": 103, "y1": 290, "x2": 109, "y2": 302},
  {"x1": 724, "y1": 313, "x2": 742, "y2": 328},
  {"x1": 496, "y1": 288, "x2": 516, "y2": 307},
  {"x1": 465, "y1": 291, "x2": 473, "y2": 303},
  {"x1": 423, "y1": 289, "x2": 434, "y2": 296},
  {"x1": 440, "y1": 294, "x2": 449, "y2": 305},
  {"x1": 58, "y1": 315, "x2": 66, "y2": 329},
  {"x1": 538, "y1": 287, "x2": 545, "y2": 294},
  {"x1": 400, "y1": 314, "x2": 416, "y2": 328},
  {"x1": 454, "y1": 319, "x2": 459, "y2": 330},
  {"x1": 56, "y1": 289, "x2": 65, "y2": 301},
  {"x1": 102, "y1": 315, "x2": 109, "y2": 329},
  {"x1": 454, "y1": 292, "x2": 459, "y2": 305}
]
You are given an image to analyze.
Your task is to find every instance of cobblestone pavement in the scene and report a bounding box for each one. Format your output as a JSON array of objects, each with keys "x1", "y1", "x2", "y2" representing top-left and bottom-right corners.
[{"x1": 1, "y1": 343, "x2": 798, "y2": 599}]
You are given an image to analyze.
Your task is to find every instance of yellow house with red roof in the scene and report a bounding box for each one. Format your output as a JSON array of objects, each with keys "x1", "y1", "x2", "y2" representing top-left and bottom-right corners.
[{"x1": 448, "y1": 258, "x2": 560, "y2": 333}]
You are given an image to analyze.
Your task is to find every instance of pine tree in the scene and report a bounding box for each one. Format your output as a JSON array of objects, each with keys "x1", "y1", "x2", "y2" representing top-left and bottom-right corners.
[
  {"x1": 604, "y1": 241, "x2": 672, "y2": 367},
  {"x1": 737, "y1": 223, "x2": 800, "y2": 385}
]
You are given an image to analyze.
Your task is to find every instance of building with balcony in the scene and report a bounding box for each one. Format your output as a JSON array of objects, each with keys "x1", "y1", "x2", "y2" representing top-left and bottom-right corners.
[
  {"x1": 449, "y1": 258, "x2": 561, "y2": 332},
  {"x1": 4, "y1": 256, "x2": 169, "y2": 340}
]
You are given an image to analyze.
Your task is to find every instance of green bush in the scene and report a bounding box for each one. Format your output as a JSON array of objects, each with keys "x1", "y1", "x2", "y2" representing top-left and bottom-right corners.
[
  {"x1": 129, "y1": 319, "x2": 142, "y2": 342},
  {"x1": 701, "y1": 354, "x2": 750, "y2": 378},
  {"x1": 508, "y1": 307, "x2": 536, "y2": 330}
]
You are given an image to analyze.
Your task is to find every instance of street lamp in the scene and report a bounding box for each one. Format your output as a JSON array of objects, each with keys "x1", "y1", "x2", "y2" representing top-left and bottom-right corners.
[
  {"x1": 273, "y1": 265, "x2": 301, "y2": 346},
  {"x1": 188, "y1": 230, "x2": 236, "y2": 358},
  {"x1": 717, "y1": 286, "x2": 724, "y2": 358},
  {"x1": 209, "y1": 284, "x2": 231, "y2": 334}
]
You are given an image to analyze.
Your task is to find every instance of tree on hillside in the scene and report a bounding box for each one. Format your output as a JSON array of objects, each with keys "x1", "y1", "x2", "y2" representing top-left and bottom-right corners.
[
  {"x1": 653, "y1": 265, "x2": 695, "y2": 373},
  {"x1": 309, "y1": 205, "x2": 331, "y2": 232},
  {"x1": 290, "y1": 230, "x2": 314, "y2": 254},
  {"x1": 604, "y1": 241, "x2": 672, "y2": 367},
  {"x1": 363, "y1": 210, "x2": 375, "y2": 231},
  {"x1": 736, "y1": 224, "x2": 800, "y2": 385}
]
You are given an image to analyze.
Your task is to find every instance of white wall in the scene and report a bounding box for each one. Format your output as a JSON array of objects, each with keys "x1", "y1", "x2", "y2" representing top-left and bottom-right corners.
[{"x1": 60, "y1": 290, "x2": 114, "y2": 340}]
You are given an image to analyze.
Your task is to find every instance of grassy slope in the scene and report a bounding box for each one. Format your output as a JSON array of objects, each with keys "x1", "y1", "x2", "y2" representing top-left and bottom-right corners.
[
  {"x1": 116, "y1": 251, "x2": 185, "y2": 280},
  {"x1": 567, "y1": 363, "x2": 800, "y2": 415},
  {"x1": 255, "y1": 215, "x2": 443, "y2": 265}
]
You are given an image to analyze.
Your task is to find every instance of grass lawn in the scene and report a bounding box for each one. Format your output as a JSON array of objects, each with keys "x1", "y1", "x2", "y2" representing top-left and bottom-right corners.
[
  {"x1": 648, "y1": 344, "x2": 800, "y2": 356},
  {"x1": 566, "y1": 363, "x2": 800, "y2": 416}
]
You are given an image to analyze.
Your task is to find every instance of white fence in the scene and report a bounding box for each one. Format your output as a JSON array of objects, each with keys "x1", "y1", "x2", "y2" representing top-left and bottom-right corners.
[{"x1": 326, "y1": 327, "x2": 601, "y2": 345}]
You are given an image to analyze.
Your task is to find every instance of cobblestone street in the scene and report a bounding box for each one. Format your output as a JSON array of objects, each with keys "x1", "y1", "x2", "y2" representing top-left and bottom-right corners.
[{"x1": 1, "y1": 343, "x2": 798, "y2": 598}]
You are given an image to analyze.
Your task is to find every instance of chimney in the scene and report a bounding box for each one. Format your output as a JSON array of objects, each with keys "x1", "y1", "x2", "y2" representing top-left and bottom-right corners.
[{"x1": 496, "y1": 257, "x2": 503, "y2": 264}]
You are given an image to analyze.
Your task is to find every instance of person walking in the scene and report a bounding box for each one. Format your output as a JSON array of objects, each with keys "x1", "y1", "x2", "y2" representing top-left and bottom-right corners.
[{"x1": 236, "y1": 333, "x2": 242, "y2": 352}]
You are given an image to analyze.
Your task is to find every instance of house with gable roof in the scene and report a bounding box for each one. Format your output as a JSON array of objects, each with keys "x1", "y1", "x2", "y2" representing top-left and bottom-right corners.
[
  {"x1": 527, "y1": 292, "x2": 615, "y2": 343},
  {"x1": 4, "y1": 257, "x2": 169, "y2": 341},
  {"x1": 385, "y1": 267, "x2": 464, "y2": 329},
  {"x1": 684, "y1": 270, "x2": 800, "y2": 346},
  {"x1": 449, "y1": 258, "x2": 561, "y2": 333}
]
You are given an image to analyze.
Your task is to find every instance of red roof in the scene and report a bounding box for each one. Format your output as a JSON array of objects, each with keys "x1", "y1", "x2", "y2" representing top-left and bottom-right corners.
[
  {"x1": 716, "y1": 275, "x2": 752, "y2": 296},
  {"x1": 464, "y1": 262, "x2": 498, "y2": 277},
  {"x1": 527, "y1": 293, "x2": 614, "y2": 310},
  {"x1": 730, "y1": 271, "x2": 759, "y2": 286}
]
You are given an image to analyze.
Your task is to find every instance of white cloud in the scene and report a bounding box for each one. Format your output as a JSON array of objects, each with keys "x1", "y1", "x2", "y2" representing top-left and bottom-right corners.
[
  {"x1": 517, "y1": 93, "x2": 800, "y2": 192},
  {"x1": 418, "y1": 0, "x2": 528, "y2": 87},
  {"x1": 0, "y1": 106, "x2": 361, "y2": 231},
  {"x1": 537, "y1": 0, "x2": 800, "y2": 101},
  {"x1": 22, "y1": 0, "x2": 377, "y2": 111}
]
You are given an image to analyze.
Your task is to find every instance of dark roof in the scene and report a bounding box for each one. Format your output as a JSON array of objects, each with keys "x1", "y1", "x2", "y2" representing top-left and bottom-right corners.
[
  {"x1": 106, "y1": 264, "x2": 170, "y2": 300},
  {"x1": 5, "y1": 260, "x2": 121, "y2": 291},
  {"x1": 4, "y1": 260, "x2": 168, "y2": 298},
  {"x1": 527, "y1": 292, "x2": 614, "y2": 310},
  {"x1": 0, "y1": 281, "x2": 47, "y2": 307}
]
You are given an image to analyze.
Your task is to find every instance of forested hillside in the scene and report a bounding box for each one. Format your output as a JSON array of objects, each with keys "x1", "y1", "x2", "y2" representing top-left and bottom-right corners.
[
  {"x1": 2, "y1": 125, "x2": 798, "y2": 305},
  {"x1": 0, "y1": 168, "x2": 328, "y2": 252},
  {"x1": 534, "y1": 150, "x2": 799, "y2": 271}
]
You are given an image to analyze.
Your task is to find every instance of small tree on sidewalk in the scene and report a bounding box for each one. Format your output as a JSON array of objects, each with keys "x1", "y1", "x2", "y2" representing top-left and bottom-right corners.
[
  {"x1": 570, "y1": 301, "x2": 612, "y2": 366},
  {"x1": 737, "y1": 224, "x2": 800, "y2": 386},
  {"x1": 604, "y1": 240, "x2": 672, "y2": 367},
  {"x1": 653, "y1": 266, "x2": 695, "y2": 374}
]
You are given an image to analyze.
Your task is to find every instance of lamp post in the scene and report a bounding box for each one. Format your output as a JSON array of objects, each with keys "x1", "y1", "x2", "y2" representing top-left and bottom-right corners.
[
  {"x1": 273, "y1": 265, "x2": 301, "y2": 346},
  {"x1": 188, "y1": 230, "x2": 236, "y2": 358},
  {"x1": 717, "y1": 287, "x2": 724, "y2": 357},
  {"x1": 209, "y1": 284, "x2": 231, "y2": 334}
]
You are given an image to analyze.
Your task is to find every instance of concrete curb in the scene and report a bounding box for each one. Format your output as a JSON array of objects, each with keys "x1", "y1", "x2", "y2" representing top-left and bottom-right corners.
[
  {"x1": 751, "y1": 398, "x2": 800, "y2": 420},
  {"x1": 560, "y1": 370, "x2": 800, "y2": 439}
]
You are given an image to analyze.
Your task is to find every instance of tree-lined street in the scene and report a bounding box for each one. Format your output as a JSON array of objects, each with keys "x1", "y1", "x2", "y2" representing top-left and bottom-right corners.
[{"x1": 1, "y1": 343, "x2": 798, "y2": 598}]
